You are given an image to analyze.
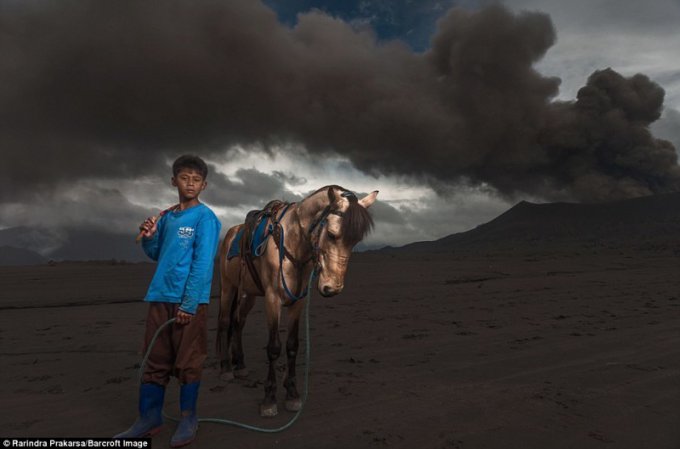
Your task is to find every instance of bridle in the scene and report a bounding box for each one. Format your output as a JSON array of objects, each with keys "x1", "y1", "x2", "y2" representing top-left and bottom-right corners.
[{"x1": 273, "y1": 190, "x2": 356, "y2": 303}]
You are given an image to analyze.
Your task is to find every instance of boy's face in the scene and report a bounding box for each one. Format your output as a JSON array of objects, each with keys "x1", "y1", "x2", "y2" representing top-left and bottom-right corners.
[{"x1": 172, "y1": 168, "x2": 207, "y2": 200}]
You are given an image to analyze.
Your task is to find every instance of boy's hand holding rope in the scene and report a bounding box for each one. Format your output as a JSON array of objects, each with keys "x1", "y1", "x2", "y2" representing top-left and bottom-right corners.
[{"x1": 135, "y1": 215, "x2": 159, "y2": 243}]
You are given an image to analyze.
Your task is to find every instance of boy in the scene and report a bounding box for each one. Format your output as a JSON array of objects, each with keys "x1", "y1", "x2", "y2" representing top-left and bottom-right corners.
[{"x1": 115, "y1": 155, "x2": 221, "y2": 447}]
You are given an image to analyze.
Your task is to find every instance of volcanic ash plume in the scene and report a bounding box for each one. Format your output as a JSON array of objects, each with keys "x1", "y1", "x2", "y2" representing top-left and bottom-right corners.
[
  {"x1": 539, "y1": 69, "x2": 680, "y2": 201},
  {"x1": 0, "y1": 1, "x2": 677, "y2": 202}
]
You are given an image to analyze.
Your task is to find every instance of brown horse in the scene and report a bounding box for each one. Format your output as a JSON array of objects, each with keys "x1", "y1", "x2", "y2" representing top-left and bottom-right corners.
[{"x1": 217, "y1": 185, "x2": 378, "y2": 417}]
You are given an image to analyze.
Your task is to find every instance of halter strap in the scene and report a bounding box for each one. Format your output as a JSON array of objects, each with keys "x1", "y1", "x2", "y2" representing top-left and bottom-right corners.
[
  {"x1": 308, "y1": 205, "x2": 330, "y2": 236},
  {"x1": 267, "y1": 202, "x2": 317, "y2": 304},
  {"x1": 264, "y1": 196, "x2": 347, "y2": 304},
  {"x1": 308, "y1": 189, "x2": 356, "y2": 234},
  {"x1": 341, "y1": 190, "x2": 357, "y2": 200}
]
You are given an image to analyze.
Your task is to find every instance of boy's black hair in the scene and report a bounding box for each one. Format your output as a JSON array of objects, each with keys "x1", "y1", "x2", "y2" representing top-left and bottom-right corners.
[{"x1": 172, "y1": 155, "x2": 209, "y2": 179}]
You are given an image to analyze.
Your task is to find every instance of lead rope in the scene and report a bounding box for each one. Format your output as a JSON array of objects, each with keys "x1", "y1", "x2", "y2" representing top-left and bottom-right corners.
[{"x1": 138, "y1": 268, "x2": 317, "y2": 433}]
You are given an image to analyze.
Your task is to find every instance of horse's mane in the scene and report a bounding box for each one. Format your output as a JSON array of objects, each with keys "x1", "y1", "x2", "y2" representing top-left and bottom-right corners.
[
  {"x1": 310, "y1": 185, "x2": 374, "y2": 244},
  {"x1": 343, "y1": 195, "x2": 374, "y2": 244}
]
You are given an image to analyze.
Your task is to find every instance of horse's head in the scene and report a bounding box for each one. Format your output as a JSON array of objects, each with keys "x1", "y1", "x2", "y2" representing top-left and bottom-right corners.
[{"x1": 309, "y1": 186, "x2": 378, "y2": 297}]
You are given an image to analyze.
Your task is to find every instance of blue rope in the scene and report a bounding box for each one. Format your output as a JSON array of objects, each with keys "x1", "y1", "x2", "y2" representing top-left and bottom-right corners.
[
  {"x1": 277, "y1": 225, "x2": 309, "y2": 303},
  {"x1": 138, "y1": 268, "x2": 317, "y2": 433}
]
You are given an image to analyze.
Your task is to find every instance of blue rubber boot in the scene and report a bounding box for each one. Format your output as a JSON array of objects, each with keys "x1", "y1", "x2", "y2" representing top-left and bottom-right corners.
[
  {"x1": 114, "y1": 383, "x2": 165, "y2": 438},
  {"x1": 170, "y1": 382, "x2": 200, "y2": 448}
]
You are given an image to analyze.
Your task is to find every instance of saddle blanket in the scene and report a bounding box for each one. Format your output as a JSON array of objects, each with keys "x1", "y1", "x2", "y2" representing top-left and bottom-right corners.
[{"x1": 227, "y1": 213, "x2": 270, "y2": 260}]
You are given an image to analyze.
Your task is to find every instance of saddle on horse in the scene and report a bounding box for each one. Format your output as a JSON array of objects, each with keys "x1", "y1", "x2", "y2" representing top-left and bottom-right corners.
[{"x1": 227, "y1": 200, "x2": 288, "y2": 294}]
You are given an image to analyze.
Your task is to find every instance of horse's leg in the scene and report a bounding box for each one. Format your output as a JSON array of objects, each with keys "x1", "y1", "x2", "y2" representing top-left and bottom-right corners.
[
  {"x1": 260, "y1": 294, "x2": 282, "y2": 417},
  {"x1": 216, "y1": 228, "x2": 241, "y2": 379},
  {"x1": 283, "y1": 299, "x2": 304, "y2": 412},
  {"x1": 216, "y1": 279, "x2": 238, "y2": 379},
  {"x1": 230, "y1": 293, "x2": 256, "y2": 379}
]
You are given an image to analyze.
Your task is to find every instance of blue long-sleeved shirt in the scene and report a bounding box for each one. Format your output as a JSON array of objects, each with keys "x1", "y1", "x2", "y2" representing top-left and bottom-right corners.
[{"x1": 142, "y1": 203, "x2": 221, "y2": 314}]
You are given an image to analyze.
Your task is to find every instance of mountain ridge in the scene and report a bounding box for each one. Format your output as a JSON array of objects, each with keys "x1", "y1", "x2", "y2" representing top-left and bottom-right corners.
[
  {"x1": 3, "y1": 192, "x2": 680, "y2": 264},
  {"x1": 385, "y1": 192, "x2": 680, "y2": 253}
]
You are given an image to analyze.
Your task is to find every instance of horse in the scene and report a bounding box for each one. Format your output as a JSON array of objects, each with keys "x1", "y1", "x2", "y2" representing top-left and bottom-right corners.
[{"x1": 216, "y1": 185, "x2": 378, "y2": 417}]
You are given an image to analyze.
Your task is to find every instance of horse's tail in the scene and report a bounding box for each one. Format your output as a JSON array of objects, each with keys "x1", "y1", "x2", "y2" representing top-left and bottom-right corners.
[
  {"x1": 216, "y1": 286, "x2": 239, "y2": 358},
  {"x1": 216, "y1": 225, "x2": 243, "y2": 371}
]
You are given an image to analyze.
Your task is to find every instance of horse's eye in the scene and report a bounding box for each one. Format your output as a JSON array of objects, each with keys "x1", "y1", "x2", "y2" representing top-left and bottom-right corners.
[{"x1": 327, "y1": 231, "x2": 337, "y2": 242}]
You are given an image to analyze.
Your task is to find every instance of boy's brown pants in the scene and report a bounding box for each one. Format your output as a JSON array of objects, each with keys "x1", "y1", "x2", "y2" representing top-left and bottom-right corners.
[{"x1": 141, "y1": 302, "x2": 208, "y2": 386}]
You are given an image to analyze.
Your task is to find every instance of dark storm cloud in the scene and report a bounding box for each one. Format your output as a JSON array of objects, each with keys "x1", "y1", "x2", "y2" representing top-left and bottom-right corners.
[
  {"x1": 505, "y1": 0, "x2": 680, "y2": 34},
  {"x1": 265, "y1": 0, "x2": 463, "y2": 51},
  {"x1": 359, "y1": 193, "x2": 510, "y2": 248},
  {"x1": 652, "y1": 108, "x2": 680, "y2": 156},
  {"x1": 272, "y1": 171, "x2": 308, "y2": 187},
  {"x1": 1, "y1": 0, "x2": 678, "y2": 203},
  {"x1": 538, "y1": 70, "x2": 680, "y2": 200},
  {"x1": 0, "y1": 184, "x2": 151, "y2": 233},
  {"x1": 364, "y1": 198, "x2": 407, "y2": 225},
  {"x1": 201, "y1": 167, "x2": 303, "y2": 208}
]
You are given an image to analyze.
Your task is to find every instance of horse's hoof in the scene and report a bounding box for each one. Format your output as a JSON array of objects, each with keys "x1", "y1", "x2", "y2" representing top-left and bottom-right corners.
[
  {"x1": 285, "y1": 398, "x2": 302, "y2": 412},
  {"x1": 233, "y1": 368, "x2": 250, "y2": 379},
  {"x1": 260, "y1": 403, "x2": 278, "y2": 418}
]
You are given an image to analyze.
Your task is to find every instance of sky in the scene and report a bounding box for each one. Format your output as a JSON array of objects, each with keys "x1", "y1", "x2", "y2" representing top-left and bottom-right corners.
[{"x1": 1, "y1": 0, "x2": 679, "y2": 253}]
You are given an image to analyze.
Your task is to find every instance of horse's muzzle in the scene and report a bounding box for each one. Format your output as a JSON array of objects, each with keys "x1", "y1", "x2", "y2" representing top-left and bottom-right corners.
[{"x1": 320, "y1": 285, "x2": 342, "y2": 297}]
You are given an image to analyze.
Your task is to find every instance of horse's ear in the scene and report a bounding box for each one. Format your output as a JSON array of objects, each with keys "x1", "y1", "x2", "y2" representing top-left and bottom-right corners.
[
  {"x1": 327, "y1": 186, "x2": 337, "y2": 203},
  {"x1": 359, "y1": 190, "x2": 379, "y2": 208}
]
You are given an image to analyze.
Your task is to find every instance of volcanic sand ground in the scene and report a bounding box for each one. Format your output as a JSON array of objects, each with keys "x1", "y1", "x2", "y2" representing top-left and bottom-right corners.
[{"x1": 0, "y1": 250, "x2": 678, "y2": 448}]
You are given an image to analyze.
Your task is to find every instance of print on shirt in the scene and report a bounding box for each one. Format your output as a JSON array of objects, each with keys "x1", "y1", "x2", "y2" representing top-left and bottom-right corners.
[
  {"x1": 178, "y1": 226, "x2": 195, "y2": 249},
  {"x1": 178, "y1": 227, "x2": 195, "y2": 238}
]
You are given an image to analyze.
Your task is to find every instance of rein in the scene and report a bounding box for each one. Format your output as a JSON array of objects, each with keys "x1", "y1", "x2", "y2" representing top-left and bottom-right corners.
[
  {"x1": 250, "y1": 189, "x2": 351, "y2": 304},
  {"x1": 271, "y1": 202, "x2": 336, "y2": 304}
]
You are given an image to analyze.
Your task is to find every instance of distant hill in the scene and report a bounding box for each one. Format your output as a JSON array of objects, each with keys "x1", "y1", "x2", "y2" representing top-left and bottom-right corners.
[
  {"x1": 0, "y1": 227, "x2": 148, "y2": 264},
  {"x1": 0, "y1": 226, "x2": 65, "y2": 255},
  {"x1": 389, "y1": 192, "x2": 680, "y2": 254},
  {"x1": 49, "y1": 230, "x2": 148, "y2": 262},
  {"x1": 0, "y1": 246, "x2": 47, "y2": 266}
]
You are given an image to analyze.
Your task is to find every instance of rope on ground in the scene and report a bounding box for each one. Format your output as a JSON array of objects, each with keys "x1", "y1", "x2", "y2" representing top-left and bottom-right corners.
[{"x1": 137, "y1": 269, "x2": 316, "y2": 433}]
